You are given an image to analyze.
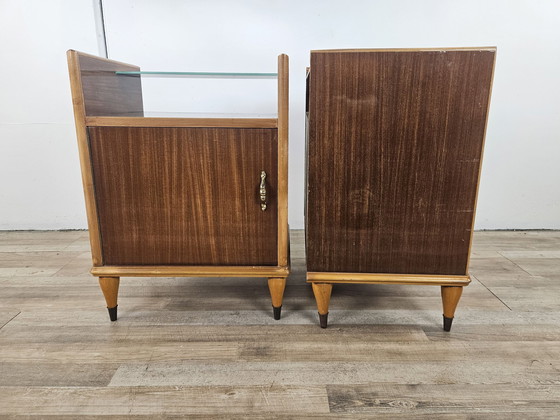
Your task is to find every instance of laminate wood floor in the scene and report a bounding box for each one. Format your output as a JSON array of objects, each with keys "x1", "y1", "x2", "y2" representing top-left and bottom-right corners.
[{"x1": 0, "y1": 230, "x2": 559, "y2": 418}]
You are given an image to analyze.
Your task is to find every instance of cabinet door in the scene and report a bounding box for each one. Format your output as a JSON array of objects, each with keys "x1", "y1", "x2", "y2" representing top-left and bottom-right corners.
[
  {"x1": 88, "y1": 127, "x2": 278, "y2": 266},
  {"x1": 306, "y1": 50, "x2": 495, "y2": 275}
]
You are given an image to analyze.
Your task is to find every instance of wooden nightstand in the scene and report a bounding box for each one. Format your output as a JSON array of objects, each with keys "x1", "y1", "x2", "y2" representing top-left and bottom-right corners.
[
  {"x1": 305, "y1": 48, "x2": 495, "y2": 330},
  {"x1": 67, "y1": 50, "x2": 289, "y2": 321}
]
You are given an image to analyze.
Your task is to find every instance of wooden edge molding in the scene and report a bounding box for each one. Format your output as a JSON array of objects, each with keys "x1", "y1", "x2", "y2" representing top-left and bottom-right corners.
[
  {"x1": 85, "y1": 116, "x2": 278, "y2": 128},
  {"x1": 312, "y1": 47, "x2": 497, "y2": 53},
  {"x1": 67, "y1": 49, "x2": 143, "y2": 68},
  {"x1": 277, "y1": 53, "x2": 289, "y2": 267},
  {"x1": 466, "y1": 49, "x2": 497, "y2": 273},
  {"x1": 67, "y1": 50, "x2": 103, "y2": 265},
  {"x1": 91, "y1": 265, "x2": 290, "y2": 278},
  {"x1": 306, "y1": 272, "x2": 471, "y2": 286}
]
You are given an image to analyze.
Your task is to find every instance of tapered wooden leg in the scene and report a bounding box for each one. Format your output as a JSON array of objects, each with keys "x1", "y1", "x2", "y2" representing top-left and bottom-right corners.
[
  {"x1": 312, "y1": 283, "x2": 333, "y2": 328},
  {"x1": 99, "y1": 276, "x2": 120, "y2": 321},
  {"x1": 268, "y1": 277, "x2": 286, "y2": 320},
  {"x1": 441, "y1": 286, "x2": 463, "y2": 332}
]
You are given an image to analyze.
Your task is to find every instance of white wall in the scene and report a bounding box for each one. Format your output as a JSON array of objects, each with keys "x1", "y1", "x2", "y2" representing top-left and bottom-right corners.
[
  {"x1": 0, "y1": 0, "x2": 101, "y2": 229},
  {"x1": 1, "y1": 0, "x2": 559, "y2": 229},
  {"x1": 102, "y1": 0, "x2": 560, "y2": 230}
]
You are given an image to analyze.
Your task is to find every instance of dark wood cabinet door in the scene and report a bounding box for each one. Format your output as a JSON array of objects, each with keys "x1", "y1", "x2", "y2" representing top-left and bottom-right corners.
[
  {"x1": 88, "y1": 127, "x2": 278, "y2": 266},
  {"x1": 306, "y1": 50, "x2": 495, "y2": 275}
]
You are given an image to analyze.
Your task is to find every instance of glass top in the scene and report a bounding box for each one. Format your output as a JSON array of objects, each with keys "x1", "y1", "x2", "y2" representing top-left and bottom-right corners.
[{"x1": 116, "y1": 71, "x2": 277, "y2": 78}]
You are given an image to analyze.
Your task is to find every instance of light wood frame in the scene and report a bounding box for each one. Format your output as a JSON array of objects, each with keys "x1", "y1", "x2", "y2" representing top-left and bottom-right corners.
[
  {"x1": 85, "y1": 116, "x2": 278, "y2": 128},
  {"x1": 306, "y1": 273, "x2": 471, "y2": 286},
  {"x1": 67, "y1": 51, "x2": 105, "y2": 266},
  {"x1": 67, "y1": 50, "x2": 289, "y2": 321},
  {"x1": 277, "y1": 54, "x2": 289, "y2": 267}
]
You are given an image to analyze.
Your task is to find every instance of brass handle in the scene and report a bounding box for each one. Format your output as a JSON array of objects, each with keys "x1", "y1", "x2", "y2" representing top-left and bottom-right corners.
[{"x1": 259, "y1": 171, "x2": 267, "y2": 211}]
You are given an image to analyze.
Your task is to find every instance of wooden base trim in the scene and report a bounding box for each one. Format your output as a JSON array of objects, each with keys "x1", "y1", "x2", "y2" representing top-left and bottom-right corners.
[
  {"x1": 306, "y1": 272, "x2": 471, "y2": 286},
  {"x1": 312, "y1": 47, "x2": 496, "y2": 54},
  {"x1": 85, "y1": 116, "x2": 278, "y2": 128},
  {"x1": 91, "y1": 265, "x2": 289, "y2": 278}
]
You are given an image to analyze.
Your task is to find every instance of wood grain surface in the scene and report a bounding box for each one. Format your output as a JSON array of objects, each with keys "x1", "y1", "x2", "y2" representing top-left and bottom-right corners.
[
  {"x1": 306, "y1": 272, "x2": 470, "y2": 285},
  {"x1": 88, "y1": 127, "x2": 278, "y2": 266},
  {"x1": 85, "y1": 116, "x2": 278, "y2": 128},
  {"x1": 90, "y1": 265, "x2": 289, "y2": 277},
  {"x1": 1, "y1": 230, "x2": 560, "y2": 417},
  {"x1": 277, "y1": 53, "x2": 290, "y2": 267},
  {"x1": 67, "y1": 50, "x2": 105, "y2": 265},
  {"x1": 75, "y1": 52, "x2": 143, "y2": 117},
  {"x1": 306, "y1": 49, "x2": 495, "y2": 275}
]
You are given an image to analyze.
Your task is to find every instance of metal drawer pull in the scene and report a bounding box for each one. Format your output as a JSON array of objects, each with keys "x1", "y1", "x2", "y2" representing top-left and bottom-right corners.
[{"x1": 260, "y1": 171, "x2": 267, "y2": 211}]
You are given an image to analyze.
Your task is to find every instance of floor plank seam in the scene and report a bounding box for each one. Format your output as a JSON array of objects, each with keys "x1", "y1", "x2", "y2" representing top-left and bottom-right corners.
[
  {"x1": 50, "y1": 253, "x2": 86, "y2": 277},
  {"x1": 496, "y1": 251, "x2": 534, "y2": 275},
  {"x1": 471, "y1": 274, "x2": 512, "y2": 311},
  {"x1": 63, "y1": 237, "x2": 85, "y2": 251},
  {"x1": 0, "y1": 311, "x2": 21, "y2": 330}
]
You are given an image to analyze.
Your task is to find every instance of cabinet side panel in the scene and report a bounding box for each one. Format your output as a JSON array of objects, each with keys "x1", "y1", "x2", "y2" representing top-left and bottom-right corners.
[
  {"x1": 89, "y1": 127, "x2": 278, "y2": 266},
  {"x1": 77, "y1": 53, "x2": 143, "y2": 117},
  {"x1": 306, "y1": 50, "x2": 495, "y2": 275}
]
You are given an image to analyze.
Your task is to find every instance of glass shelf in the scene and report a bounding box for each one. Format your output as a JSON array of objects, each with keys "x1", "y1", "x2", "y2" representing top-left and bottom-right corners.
[
  {"x1": 116, "y1": 71, "x2": 277, "y2": 79},
  {"x1": 95, "y1": 112, "x2": 277, "y2": 118}
]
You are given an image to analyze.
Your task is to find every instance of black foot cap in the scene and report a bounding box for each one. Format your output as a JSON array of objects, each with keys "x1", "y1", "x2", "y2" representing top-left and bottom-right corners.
[
  {"x1": 273, "y1": 305, "x2": 282, "y2": 320},
  {"x1": 107, "y1": 305, "x2": 118, "y2": 322},
  {"x1": 319, "y1": 312, "x2": 329, "y2": 329},
  {"x1": 443, "y1": 315, "x2": 453, "y2": 332}
]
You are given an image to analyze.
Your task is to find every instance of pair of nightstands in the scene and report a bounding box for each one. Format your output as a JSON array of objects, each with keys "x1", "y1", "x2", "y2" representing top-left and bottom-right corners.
[{"x1": 68, "y1": 47, "x2": 495, "y2": 330}]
